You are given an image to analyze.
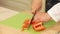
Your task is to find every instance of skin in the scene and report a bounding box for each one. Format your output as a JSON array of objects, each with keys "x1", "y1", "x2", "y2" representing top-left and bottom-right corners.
[
  {"x1": 32, "y1": 0, "x2": 42, "y2": 13},
  {"x1": 33, "y1": 12, "x2": 51, "y2": 22},
  {"x1": 32, "y1": 0, "x2": 51, "y2": 22}
]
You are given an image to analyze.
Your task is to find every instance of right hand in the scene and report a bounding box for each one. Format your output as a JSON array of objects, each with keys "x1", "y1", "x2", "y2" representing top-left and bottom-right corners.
[{"x1": 32, "y1": 0, "x2": 42, "y2": 14}]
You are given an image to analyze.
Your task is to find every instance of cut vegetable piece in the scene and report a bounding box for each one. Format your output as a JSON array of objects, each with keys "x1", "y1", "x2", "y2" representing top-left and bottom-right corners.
[
  {"x1": 22, "y1": 19, "x2": 30, "y2": 31},
  {"x1": 32, "y1": 21, "x2": 45, "y2": 31}
]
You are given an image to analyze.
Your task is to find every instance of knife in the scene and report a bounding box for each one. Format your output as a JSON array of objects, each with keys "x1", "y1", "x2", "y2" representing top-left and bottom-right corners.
[{"x1": 30, "y1": 11, "x2": 36, "y2": 23}]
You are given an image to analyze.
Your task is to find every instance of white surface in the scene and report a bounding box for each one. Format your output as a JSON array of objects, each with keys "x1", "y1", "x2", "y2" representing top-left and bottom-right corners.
[
  {"x1": 0, "y1": 7, "x2": 19, "y2": 21},
  {"x1": 48, "y1": 3, "x2": 60, "y2": 22}
]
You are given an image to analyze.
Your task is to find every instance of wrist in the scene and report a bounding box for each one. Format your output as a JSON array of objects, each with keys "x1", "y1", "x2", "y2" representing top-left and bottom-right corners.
[{"x1": 46, "y1": 13, "x2": 51, "y2": 21}]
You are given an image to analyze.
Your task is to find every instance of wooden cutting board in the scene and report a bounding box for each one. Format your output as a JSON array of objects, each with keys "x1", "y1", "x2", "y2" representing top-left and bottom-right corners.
[
  {"x1": 40, "y1": 22, "x2": 60, "y2": 34},
  {"x1": 0, "y1": 12, "x2": 56, "y2": 34}
]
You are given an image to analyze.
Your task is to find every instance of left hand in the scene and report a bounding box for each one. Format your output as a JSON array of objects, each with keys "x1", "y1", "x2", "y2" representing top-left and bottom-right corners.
[{"x1": 33, "y1": 12, "x2": 51, "y2": 22}]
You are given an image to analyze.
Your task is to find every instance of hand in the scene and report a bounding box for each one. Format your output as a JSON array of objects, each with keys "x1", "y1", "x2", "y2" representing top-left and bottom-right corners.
[
  {"x1": 32, "y1": 0, "x2": 42, "y2": 14},
  {"x1": 33, "y1": 12, "x2": 51, "y2": 22}
]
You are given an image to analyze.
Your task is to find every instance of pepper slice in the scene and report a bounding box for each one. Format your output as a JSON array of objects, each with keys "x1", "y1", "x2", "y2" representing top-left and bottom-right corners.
[
  {"x1": 22, "y1": 19, "x2": 30, "y2": 31},
  {"x1": 32, "y1": 21, "x2": 45, "y2": 31},
  {"x1": 22, "y1": 19, "x2": 45, "y2": 31}
]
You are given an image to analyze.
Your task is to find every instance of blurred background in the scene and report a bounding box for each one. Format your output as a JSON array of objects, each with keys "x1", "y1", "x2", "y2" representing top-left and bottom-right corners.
[{"x1": 0, "y1": 0, "x2": 46, "y2": 12}]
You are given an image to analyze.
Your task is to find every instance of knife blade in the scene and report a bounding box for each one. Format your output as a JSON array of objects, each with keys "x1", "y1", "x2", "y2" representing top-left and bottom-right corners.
[{"x1": 30, "y1": 11, "x2": 36, "y2": 23}]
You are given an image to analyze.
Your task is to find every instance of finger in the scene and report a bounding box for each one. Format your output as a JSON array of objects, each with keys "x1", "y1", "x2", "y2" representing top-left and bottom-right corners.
[{"x1": 32, "y1": 10, "x2": 40, "y2": 14}]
